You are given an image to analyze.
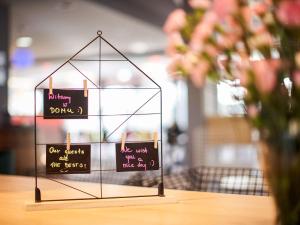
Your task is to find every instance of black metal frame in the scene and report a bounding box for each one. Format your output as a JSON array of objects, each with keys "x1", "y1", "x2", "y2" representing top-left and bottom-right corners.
[{"x1": 34, "y1": 31, "x2": 164, "y2": 202}]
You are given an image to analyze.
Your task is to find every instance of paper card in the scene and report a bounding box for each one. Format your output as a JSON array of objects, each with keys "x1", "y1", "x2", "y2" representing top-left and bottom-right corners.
[
  {"x1": 46, "y1": 144, "x2": 91, "y2": 174},
  {"x1": 43, "y1": 89, "x2": 88, "y2": 119},
  {"x1": 115, "y1": 142, "x2": 159, "y2": 172}
]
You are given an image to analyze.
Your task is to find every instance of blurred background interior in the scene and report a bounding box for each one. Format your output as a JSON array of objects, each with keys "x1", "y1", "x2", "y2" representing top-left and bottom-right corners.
[{"x1": 0, "y1": 0, "x2": 263, "y2": 194}]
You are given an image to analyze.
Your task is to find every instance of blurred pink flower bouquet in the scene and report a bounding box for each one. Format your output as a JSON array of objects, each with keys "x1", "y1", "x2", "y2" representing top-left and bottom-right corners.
[
  {"x1": 164, "y1": 0, "x2": 300, "y2": 136},
  {"x1": 164, "y1": 1, "x2": 300, "y2": 224}
]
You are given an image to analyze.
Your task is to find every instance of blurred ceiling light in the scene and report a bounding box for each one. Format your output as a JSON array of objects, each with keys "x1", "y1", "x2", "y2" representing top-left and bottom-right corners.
[
  {"x1": 129, "y1": 42, "x2": 148, "y2": 54},
  {"x1": 11, "y1": 48, "x2": 35, "y2": 68},
  {"x1": 16, "y1": 36, "x2": 33, "y2": 48},
  {"x1": 117, "y1": 68, "x2": 132, "y2": 82}
]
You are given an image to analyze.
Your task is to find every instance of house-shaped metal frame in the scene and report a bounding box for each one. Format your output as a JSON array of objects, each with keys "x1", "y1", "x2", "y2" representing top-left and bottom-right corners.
[{"x1": 33, "y1": 31, "x2": 164, "y2": 202}]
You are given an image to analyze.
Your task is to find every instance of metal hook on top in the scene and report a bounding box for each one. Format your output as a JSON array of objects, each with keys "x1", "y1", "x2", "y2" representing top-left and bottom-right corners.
[{"x1": 97, "y1": 30, "x2": 103, "y2": 36}]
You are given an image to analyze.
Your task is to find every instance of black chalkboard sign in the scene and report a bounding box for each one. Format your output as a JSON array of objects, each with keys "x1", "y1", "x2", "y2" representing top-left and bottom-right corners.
[
  {"x1": 43, "y1": 89, "x2": 88, "y2": 119},
  {"x1": 115, "y1": 142, "x2": 159, "y2": 172},
  {"x1": 46, "y1": 144, "x2": 91, "y2": 174}
]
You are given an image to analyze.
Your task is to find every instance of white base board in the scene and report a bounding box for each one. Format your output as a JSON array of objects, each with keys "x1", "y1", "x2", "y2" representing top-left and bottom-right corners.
[{"x1": 25, "y1": 196, "x2": 178, "y2": 211}]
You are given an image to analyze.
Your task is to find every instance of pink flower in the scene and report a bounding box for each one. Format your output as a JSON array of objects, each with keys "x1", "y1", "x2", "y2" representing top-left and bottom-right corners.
[
  {"x1": 217, "y1": 55, "x2": 228, "y2": 70},
  {"x1": 223, "y1": 16, "x2": 242, "y2": 35},
  {"x1": 242, "y1": 7, "x2": 266, "y2": 34},
  {"x1": 212, "y1": 0, "x2": 238, "y2": 19},
  {"x1": 250, "y1": 0, "x2": 272, "y2": 14},
  {"x1": 203, "y1": 11, "x2": 218, "y2": 25},
  {"x1": 216, "y1": 34, "x2": 237, "y2": 49},
  {"x1": 252, "y1": 59, "x2": 280, "y2": 94},
  {"x1": 167, "y1": 54, "x2": 199, "y2": 78},
  {"x1": 182, "y1": 52, "x2": 198, "y2": 72},
  {"x1": 204, "y1": 44, "x2": 219, "y2": 58},
  {"x1": 242, "y1": 7, "x2": 251, "y2": 23},
  {"x1": 190, "y1": 12, "x2": 217, "y2": 50},
  {"x1": 190, "y1": 37, "x2": 204, "y2": 52},
  {"x1": 166, "y1": 32, "x2": 185, "y2": 56},
  {"x1": 166, "y1": 56, "x2": 183, "y2": 77},
  {"x1": 252, "y1": 3, "x2": 268, "y2": 14},
  {"x1": 192, "y1": 25, "x2": 212, "y2": 42},
  {"x1": 247, "y1": 31, "x2": 273, "y2": 48},
  {"x1": 293, "y1": 70, "x2": 300, "y2": 87},
  {"x1": 239, "y1": 69, "x2": 249, "y2": 86},
  {"x1": 189, "y1": 0, "x2": 211, "y2": 9},
  {"x1": 193, "y1": 13, "x2": 216, "y2": 39},
  {"x1": 189, "y1": 24, "x2": 209, "y2": 51},
  {"x1": 163, "y1": 9, "x2": 186, "y2": 33},
  {"x1": 236, "y1": 55, "x2": 251, "y2": 86},
  {"x1": 190, "y1": 60, "x2": 210, "y2": 87},
  {"x1": 247, "y1": 104, "x2": 259, "y2": 118},
  {"x1": 276, "y1": 0, "x2": 300, "y2": 26}
]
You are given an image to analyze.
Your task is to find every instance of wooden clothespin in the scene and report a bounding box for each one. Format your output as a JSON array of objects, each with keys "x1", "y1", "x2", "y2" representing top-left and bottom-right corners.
[
  {"x1": 49, "y1": 77, "x2": 53, "y2": 95},
  {"x1": 66, "y1": 132, "x2": 71, "y2": 151},
  {"x1": 153, "y1": 131, "x2": 158, "y2": 149},
  {"x1": 121, "y1": 133, "x2": 127, "y2": 151},
  {"x1": 83, "y1": 80, "x2": 88, "y2": 97}
]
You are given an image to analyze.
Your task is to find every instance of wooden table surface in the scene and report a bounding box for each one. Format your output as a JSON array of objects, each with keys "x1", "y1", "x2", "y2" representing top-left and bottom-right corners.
[{"x1": 0, "y1": 175, "x2": 275, "y2": 225}]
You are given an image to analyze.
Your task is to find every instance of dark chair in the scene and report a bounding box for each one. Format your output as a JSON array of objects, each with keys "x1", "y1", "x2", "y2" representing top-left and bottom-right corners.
[
  {"x1": 125, "y1": 166, "x2": 269, "y2": 196},
  {"x1": 0, "y1": 149, "x2": 15, "y2": 174}
]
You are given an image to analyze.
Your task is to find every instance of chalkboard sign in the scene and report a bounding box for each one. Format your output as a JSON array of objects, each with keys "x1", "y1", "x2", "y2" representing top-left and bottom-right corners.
[
  {"x1": 43, "y1": 89, "x2": 88, "y2": 119},
  {"x1": 115, "y1": 142, "x2": 159, "y2": 172},
  {"x1": 46, "y1": 144, "x2": 91, "y2": 174}
]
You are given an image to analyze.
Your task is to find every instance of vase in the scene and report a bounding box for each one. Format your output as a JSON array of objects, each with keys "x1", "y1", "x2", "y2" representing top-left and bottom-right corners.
[{"x1": 259, "y1": 140, "x2": 300, "y2": 225}]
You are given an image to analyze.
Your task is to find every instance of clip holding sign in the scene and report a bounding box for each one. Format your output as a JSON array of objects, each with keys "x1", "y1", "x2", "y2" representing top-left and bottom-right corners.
[
  {"x1": 83, "y1": 80, "x2": 88, "y2": 97},
  {"x1": 153, "y1": 131, "x2": 158, "y2": 149},
  {"x1": 49, "y1": 77, "x2": 53, "y2": 95},
  {"x1": 66, "y1": 132, "x2": 71, "y2": 150},
  {"x1": 121, "y1": 133, "x2": 127, "y2": 151}
]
